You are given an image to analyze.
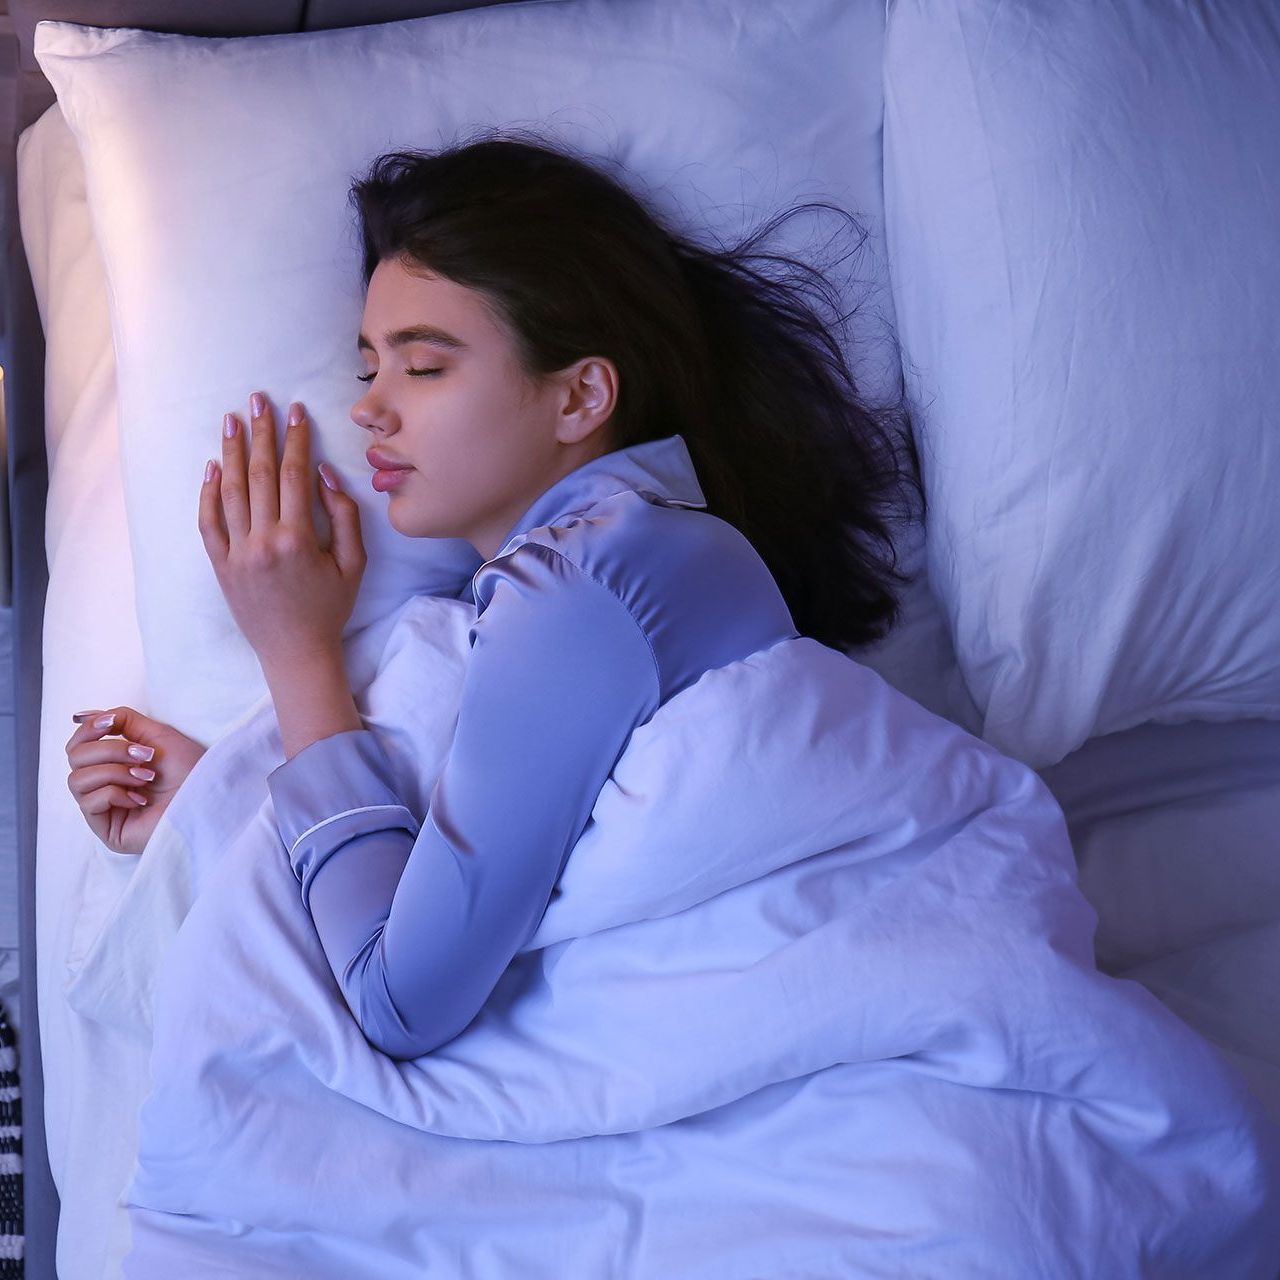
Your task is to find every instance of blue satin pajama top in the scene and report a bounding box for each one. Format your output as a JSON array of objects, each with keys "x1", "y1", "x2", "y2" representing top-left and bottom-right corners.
[{"x1": 266, "y1": 432, "x2": 799, "y2": 1060}]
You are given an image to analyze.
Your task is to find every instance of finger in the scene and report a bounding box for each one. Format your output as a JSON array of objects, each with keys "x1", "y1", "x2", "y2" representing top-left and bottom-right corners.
[
  {"x1": 66, "y1": 708, "x2": 121, "y2": 756},
  {"x1": 68, "y1": 732, "x2": 157, "y2": 772},
  {"x1": 318, "y1": 464, "x2": 367, "y2": 579},
  {"x1": 67, "y1": 760, "x2": 153, "y2": 800},
  {"x1": 80, "y1": 782, "x2": 149, "y2": 814},
  {"x1": 245, "y1": 390, "x2": 280, "y2": 528},
  {"x1": 74, "y1": 787, "x2": 129, "y2": 856},
  {"x1": 67, "y1": 707, "x2": 156, "y2": 765},
  {"x1": 278, "y1": 401, "x2": 313, "y2": 530},
  {"x1": 220, "y1": 409, "x2": 250, "y2": 541},
  {"x1": 199, "y1": 454, "x2": 229, "y2": 562}
]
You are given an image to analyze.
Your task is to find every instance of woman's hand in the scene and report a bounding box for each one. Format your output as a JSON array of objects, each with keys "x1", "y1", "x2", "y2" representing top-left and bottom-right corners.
[
  {"x1": 65, "y1": 707, "x2": 209, "y2": 856},
  {"x1": 198, "y1": 393, "x2": 367, "y2": 674}
]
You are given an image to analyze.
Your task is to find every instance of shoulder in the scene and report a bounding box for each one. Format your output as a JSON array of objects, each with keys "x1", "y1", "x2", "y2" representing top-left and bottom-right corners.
[
  {"x1": 470, "y1": 525, "x2": 640, "y2": 628},
  {"x1": 468, "y1": 483, "x2": 788, "y2": 650},
  {"x1": 486, "y1": 489, "x2": 742, "y2": 592},
  {"x1": 473, "y1": 492, "x2": 731, "y2": 616},
  {"x1": 474, "y1": 489, "x2": 790, "y2": 636},
  {"x1": 462, "y1": 534, "x2": 662, "y2": 724},
  {"x1": 469, "y1": 491, "x2": 796, "y2": 704},
  {"x1": 555, "y1": 491, "x2": 791, "y2": 633},
  {"x1": 467, "y1": 527, "x2": 658, "y2": 678}
]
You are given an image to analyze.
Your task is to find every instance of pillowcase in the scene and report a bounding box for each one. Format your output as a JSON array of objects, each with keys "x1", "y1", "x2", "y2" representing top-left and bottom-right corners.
[
  {"x1": 33, "y1": 0, "x2": 909, "y2": 744},
  {"x1": 882, "y1": 0, "x2": 1280, "y2": 769}
]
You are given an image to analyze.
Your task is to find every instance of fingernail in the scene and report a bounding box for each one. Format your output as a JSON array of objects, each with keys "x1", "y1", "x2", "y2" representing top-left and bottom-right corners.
[
  {"x1": 127, "y1": 744, "x2": 155, "y2": 762},
  {"x1": 127, "y1": 790, "x2": 149, "y2": 805},
  {"x1": 72, "y1": 710, "x2": 100, "y2": 722},
  {"x1": 320, "y1": 463, "x2": 339, "y2": 492},
  {"x1": 94, "y1": 712, "x2": 116, "y2": 729},
  {"x1": 288, "y1": 402, "x2": 304, "y2": 426},
  {"x1": 251, "y1": 392, "x2": 265, "y2": 418},
  {"x1": 204, "y1": 458, "x2": 216, "y2": 484},
  {"x1": 223, "y1": 413, "x2": 238, "y2": 439},
  {"x1": 129, "y1": 767, "x2": 156, "y2": 782}
]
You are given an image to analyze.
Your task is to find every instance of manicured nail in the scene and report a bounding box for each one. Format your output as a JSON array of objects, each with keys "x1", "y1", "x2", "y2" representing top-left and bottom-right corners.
[
  {"x1": 72, "y1": 710, "x2": 100, "y2": 722},
  {"x1": 94, "y1": 712, "x2": 116, "y2": 729},
  {"x1": 223, "y1": 413, "x2": 238, "y2": 439},
  {"x1": 127, "y1": 790, "x2": 148, "y2": 805},
  {"x1": 288, "y1": 402, "x2": 304, "y2": 426},
  {"x1": 251, "y1": 392, "x2": 265, "y2": 418},
  {"x1": 320, "y1": 463, "x2": 339, "y2": 492},
  {"x1": 204, "y1": 459, "x2": 216, "y2": 484},
  {"x1": 127, "y1": 744, "x2": 155, "y2": 762}
]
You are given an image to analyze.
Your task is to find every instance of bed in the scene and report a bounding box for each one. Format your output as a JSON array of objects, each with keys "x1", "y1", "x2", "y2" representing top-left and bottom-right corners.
[{"x1": 3, "y1": 1, "x2": 1279, "y2": 1276}]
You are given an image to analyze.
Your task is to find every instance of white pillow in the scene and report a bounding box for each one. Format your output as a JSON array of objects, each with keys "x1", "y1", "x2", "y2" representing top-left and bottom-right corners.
[
  {"x1": 33, "y1": 0, "x2": 907, "y2": 744},
  {"x1": 882, "y1": 0, "x2": 1280, "y2": 769}
]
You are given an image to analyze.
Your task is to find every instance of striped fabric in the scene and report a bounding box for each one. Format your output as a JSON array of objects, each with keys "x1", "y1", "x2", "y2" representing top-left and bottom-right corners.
[{"x1": 0, "y1": 1000, "x2": 20, "y2": 1275}]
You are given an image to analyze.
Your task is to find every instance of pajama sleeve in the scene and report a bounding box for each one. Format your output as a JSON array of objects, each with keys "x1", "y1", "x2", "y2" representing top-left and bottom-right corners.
[{"x1": 266, "y1": 543, "x2": 661, "y2": 1060}]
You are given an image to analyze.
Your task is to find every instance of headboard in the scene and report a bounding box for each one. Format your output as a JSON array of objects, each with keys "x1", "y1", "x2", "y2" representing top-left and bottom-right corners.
[{"x1": 0, "y1": 5, "x2": 525, "y2": 1277}]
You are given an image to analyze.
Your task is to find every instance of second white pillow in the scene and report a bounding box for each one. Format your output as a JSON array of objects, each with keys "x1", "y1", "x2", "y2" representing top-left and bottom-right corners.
[{"x1": 883, "y1": 0, "x2": 1280, "y2": 768}]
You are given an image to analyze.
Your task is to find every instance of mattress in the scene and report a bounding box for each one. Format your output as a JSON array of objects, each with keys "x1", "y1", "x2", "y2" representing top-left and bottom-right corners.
[{"x1": 16, "y1": 95, "x2": 1280, "y2": 1280}]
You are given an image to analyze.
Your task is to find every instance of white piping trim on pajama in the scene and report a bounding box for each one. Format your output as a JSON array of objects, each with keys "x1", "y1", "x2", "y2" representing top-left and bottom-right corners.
[{"x1": 287, "y1": 804, "x2": 420, "y2": 859}]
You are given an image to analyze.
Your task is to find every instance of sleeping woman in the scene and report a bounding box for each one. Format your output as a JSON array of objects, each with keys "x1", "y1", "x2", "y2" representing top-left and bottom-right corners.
[{"x1": 64, "y1": 129, "x2": 923, "y2": 1060}]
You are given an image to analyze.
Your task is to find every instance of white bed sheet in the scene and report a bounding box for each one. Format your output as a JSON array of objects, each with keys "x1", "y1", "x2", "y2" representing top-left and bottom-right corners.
[{"x1": 15, "y1": 94, "x2": 1280, "y2": 1279}]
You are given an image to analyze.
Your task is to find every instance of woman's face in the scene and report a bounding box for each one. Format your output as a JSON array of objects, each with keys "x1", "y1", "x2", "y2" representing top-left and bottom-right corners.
[{"x1": 352, "y1": 255, "x2": 618, "y2": 561}]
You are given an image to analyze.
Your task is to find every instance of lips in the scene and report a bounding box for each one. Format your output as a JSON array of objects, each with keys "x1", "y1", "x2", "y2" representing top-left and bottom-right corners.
[
  {"x1": 366, "y1": 448, "x2": 413, "y2": 471},
  {"x1": 371, "y1": 466, "x2": 411, "y2": 493}
]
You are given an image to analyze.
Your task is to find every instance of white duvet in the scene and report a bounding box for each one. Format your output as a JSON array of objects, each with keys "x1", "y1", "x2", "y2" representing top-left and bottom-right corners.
[{"x1": 64, "y1": 594, "x2": 1280, "y2": 1278}]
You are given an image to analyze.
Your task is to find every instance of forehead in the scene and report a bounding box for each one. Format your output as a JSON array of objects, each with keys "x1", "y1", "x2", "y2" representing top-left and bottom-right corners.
[{"x1": 358, "y1": 259, "x2": 500, "y2": 352}]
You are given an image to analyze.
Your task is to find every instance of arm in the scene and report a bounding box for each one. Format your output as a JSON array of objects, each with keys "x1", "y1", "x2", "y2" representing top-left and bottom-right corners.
[
  {"x1": 266, "y1": 544, "x2": 661, "y2": 1060},
  {"x1": 261, "y1": 647, "x2": 365, "y2": 764}
]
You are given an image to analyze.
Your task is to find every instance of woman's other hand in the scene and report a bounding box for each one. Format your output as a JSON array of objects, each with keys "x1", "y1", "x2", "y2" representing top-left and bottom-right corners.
[{"x1": 65, "y1": 707, "x2": 208, "y2": 856}]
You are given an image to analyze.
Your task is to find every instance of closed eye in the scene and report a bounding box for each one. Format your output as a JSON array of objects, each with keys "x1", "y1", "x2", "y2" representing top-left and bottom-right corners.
[{"x1": 355, "y1": 368, "x2": 444, "y2": 383}]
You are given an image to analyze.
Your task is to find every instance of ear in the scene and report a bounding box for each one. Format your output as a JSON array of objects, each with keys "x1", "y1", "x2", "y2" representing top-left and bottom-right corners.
[{"x1": 558, "y1": 356, "x2": 619, "y2": 442}]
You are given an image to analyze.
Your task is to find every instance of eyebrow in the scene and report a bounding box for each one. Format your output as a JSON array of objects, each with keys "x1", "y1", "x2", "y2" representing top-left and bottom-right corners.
[{"x1": 356, "y1": 324, "x2": 469, "y2": 353}]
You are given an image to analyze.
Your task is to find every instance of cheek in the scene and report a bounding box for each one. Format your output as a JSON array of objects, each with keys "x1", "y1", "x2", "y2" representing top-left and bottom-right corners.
[
  {"x1": 441, "y1": 385, "x2": 522, "y2": 451},
  {"x1": 455, "y1": 372, "x2": 510, "y2": 415}
]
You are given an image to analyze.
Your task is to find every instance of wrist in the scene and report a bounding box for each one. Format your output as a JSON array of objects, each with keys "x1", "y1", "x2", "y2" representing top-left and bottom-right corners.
[
  {"x1": 262, "y1": 648, "x2": 364, "y2": 762},
  {"x1": 261, "y1": 645, "x2": 344, "y2": 686}
]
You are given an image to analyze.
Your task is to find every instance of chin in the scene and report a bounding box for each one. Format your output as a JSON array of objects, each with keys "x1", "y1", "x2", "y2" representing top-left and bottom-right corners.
[{"x1": 388, "y1": 505, "x2": 437, "y2": 539}]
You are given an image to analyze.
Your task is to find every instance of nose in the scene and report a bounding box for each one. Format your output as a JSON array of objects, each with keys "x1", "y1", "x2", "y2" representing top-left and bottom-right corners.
[
  {"x1": 350, "y1": 389, "x2": 373, "y2": 428},
  {"x1": 350, "y1": 388, "x2": 390, "y2": 432}
]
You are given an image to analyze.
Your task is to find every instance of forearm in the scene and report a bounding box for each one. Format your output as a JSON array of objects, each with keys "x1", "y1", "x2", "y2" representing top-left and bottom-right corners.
[
  {"x1": 262, "y1": 648, "x2": 364, "y2": 761},
  {"x1": 265, "y1": 728, "x2": 472, "y2": 1058},
  {"x1": 305, "y1": 825, "x2": 480, "y2": 1059}
]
